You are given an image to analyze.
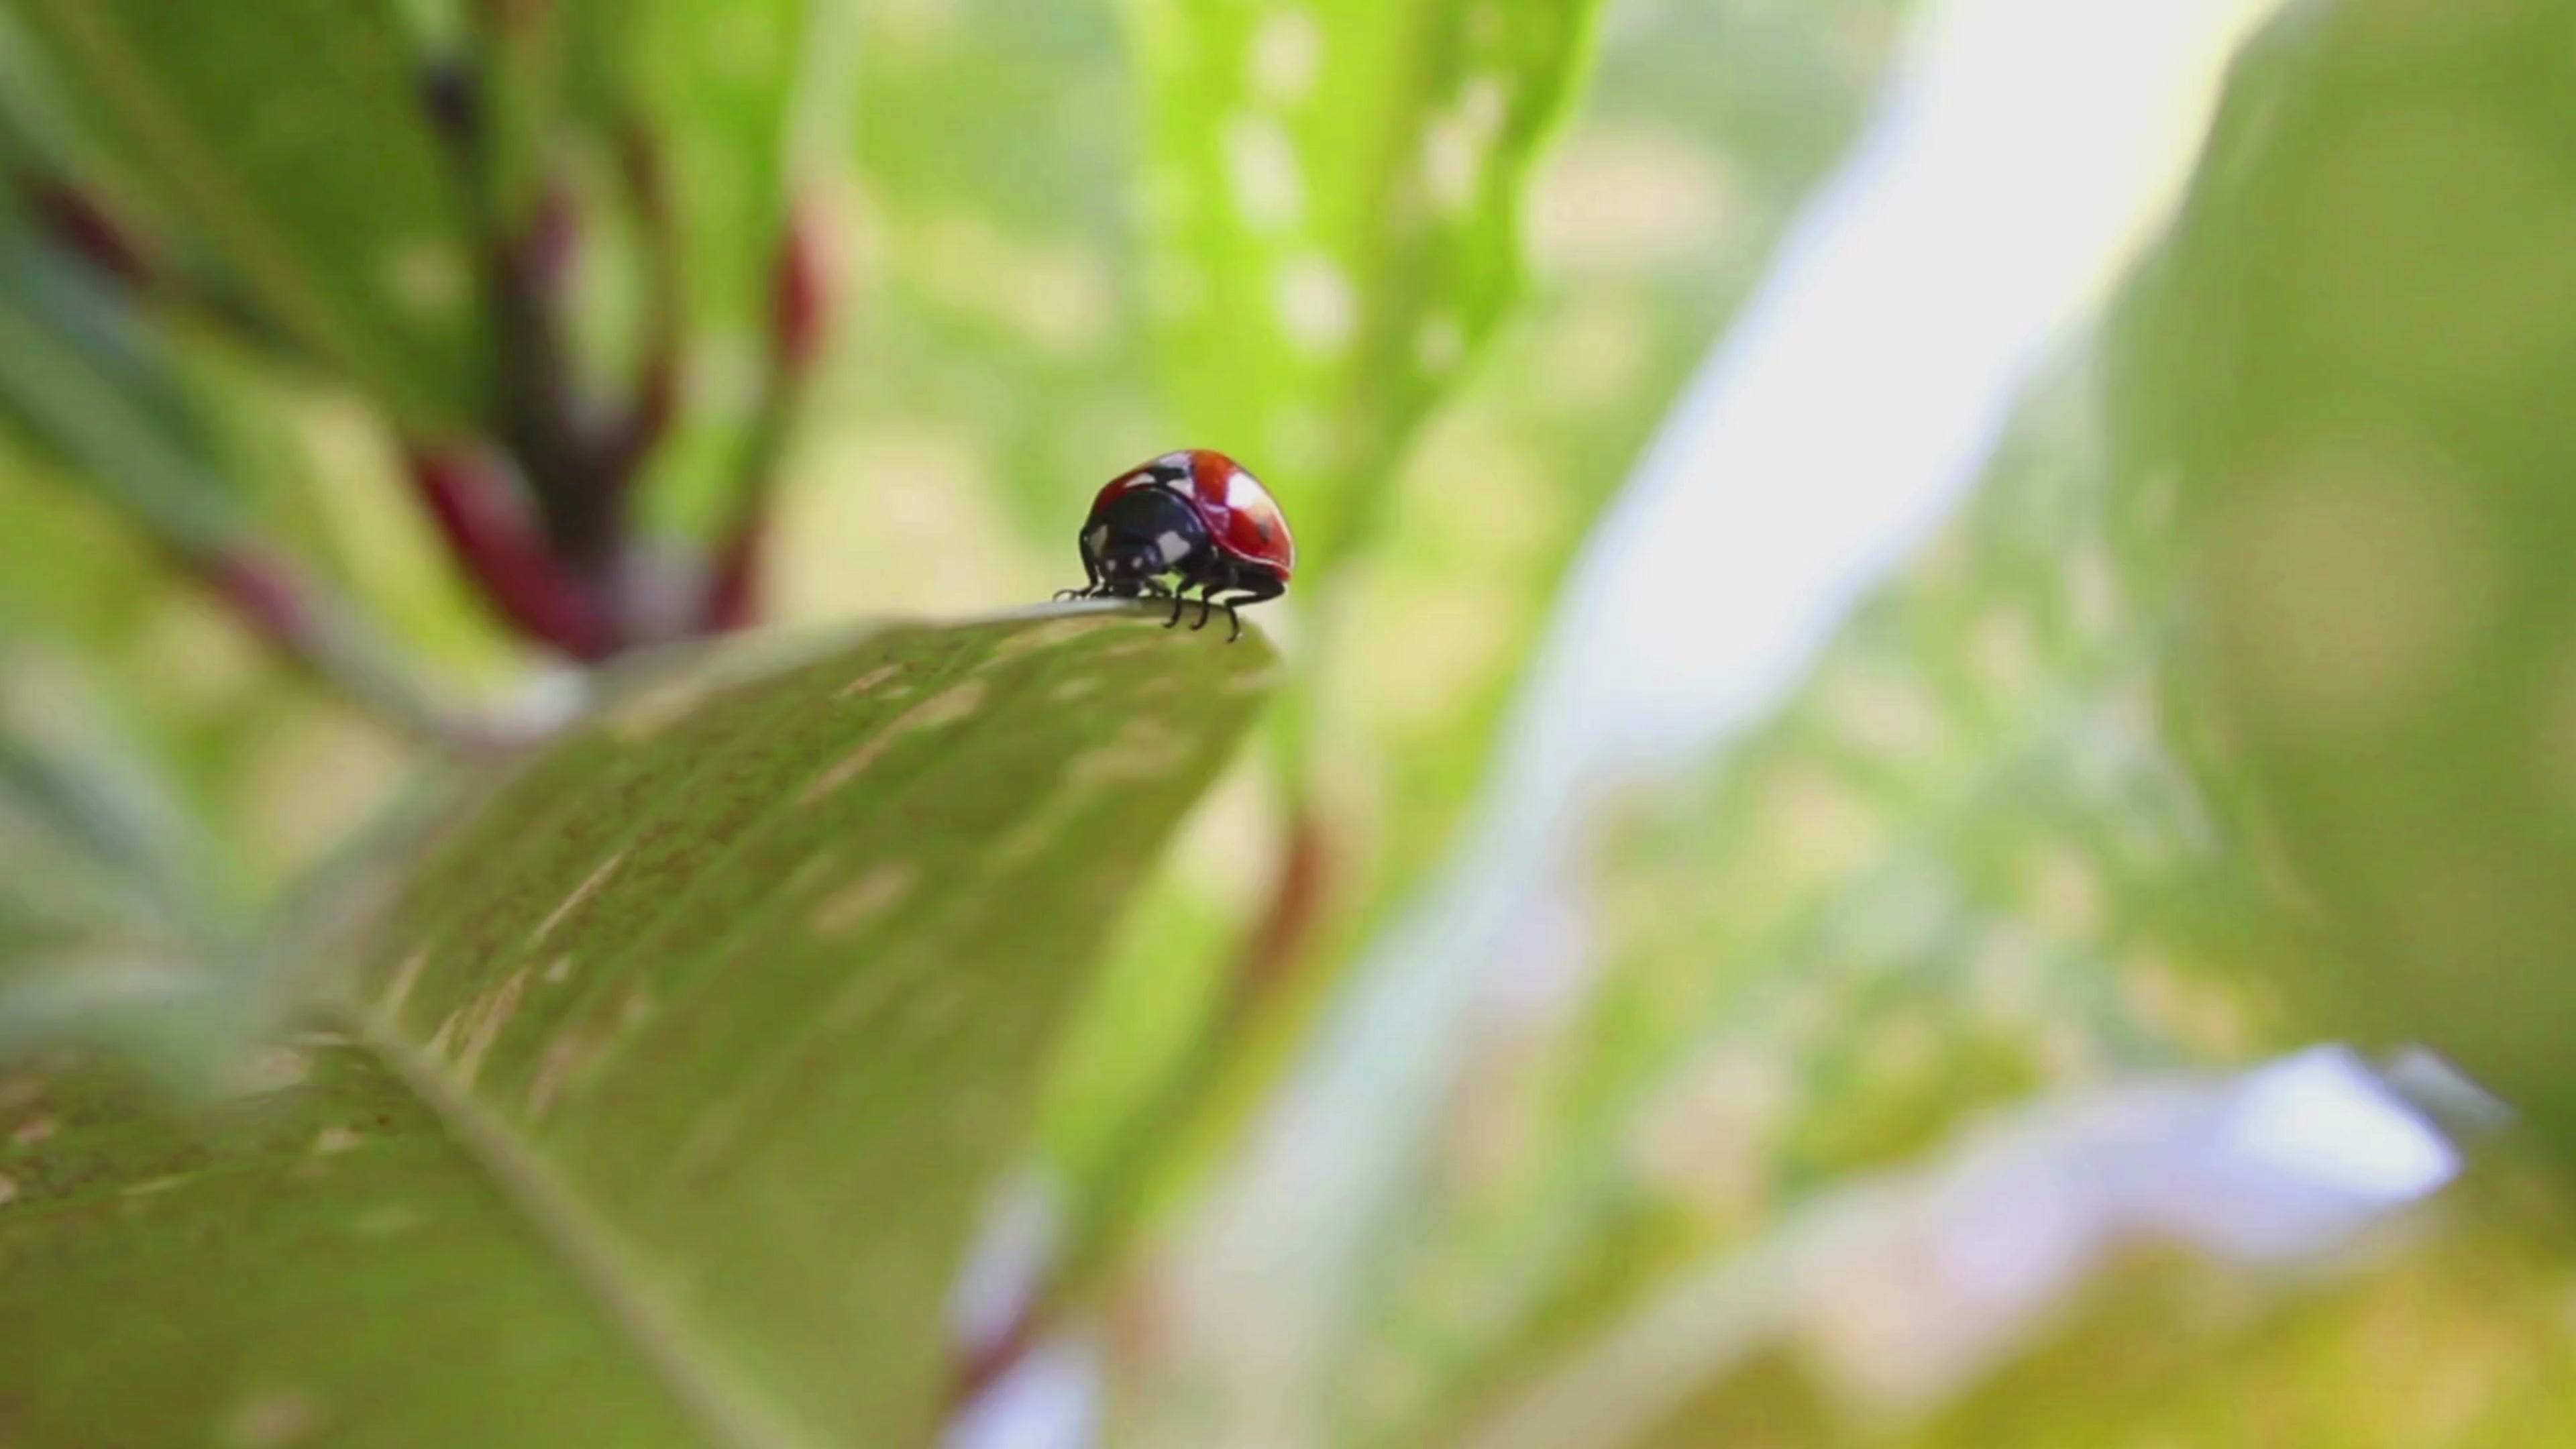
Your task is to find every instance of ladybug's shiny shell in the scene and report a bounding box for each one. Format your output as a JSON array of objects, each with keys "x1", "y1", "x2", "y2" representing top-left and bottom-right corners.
[
  {"x1": 1090, "y1": 449, "x2": 1295, "y2": 582},
  {"x1": 1061, "y1": 448, "x2": 1293, "y2": 641}
]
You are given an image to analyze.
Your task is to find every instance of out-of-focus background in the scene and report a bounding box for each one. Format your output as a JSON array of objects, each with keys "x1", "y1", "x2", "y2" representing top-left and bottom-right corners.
[{"x1": 8, "y1": 0, "x2": 2576, "y2": 1444}]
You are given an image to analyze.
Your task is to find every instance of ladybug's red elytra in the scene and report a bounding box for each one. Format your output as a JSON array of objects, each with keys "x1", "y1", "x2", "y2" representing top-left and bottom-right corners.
[{"x1": 1056, "y1": 449, "x2": 1294, "y2": 642}]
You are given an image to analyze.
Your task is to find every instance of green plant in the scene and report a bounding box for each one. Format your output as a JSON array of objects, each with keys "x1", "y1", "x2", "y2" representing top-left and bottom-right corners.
[
  {"x1": 1, "y1": 614, "x2": 1275, "y2": 1444},
  {"x1": 9, "y1": 0, "x2": 2576, "y2": 1444}
]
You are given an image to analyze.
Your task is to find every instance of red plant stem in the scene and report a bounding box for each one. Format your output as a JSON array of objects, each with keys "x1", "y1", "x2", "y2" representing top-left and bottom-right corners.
[
  {"x1": 601, "y1": 122, "x2": 682, "y2": 498},
  {"x1": 25, "y1": 178, "x2": 153, "y2": 290},
  {"x1": 486, "y1": 182, "x2": 626, "y2": 575},
  {"x1": 425, "y1": 17, "x2": 628, "y2": 633},
  {"x1": 702, "y1": 366, "x2": 797, "y2": 630},
  {"x1": 771, "y1": 199, "x2": 834, "y2": 377},
  {"x1": 1231, "y1": 804, "x2": 1333, "y2": 999},
  {"x1": 405, "y1": 445, "x2": 617, "y2": 659},
  {"x1": 421, "y1": 60, "x2": 480, "y2": 148},
  {"x1": 704, "y1": 202, "x2": 835, "y2": 632},
  {"x1": 703, "y1": 515, "x2": 769, "y2": 633},
  {"x1": 199, "y1": 547, "x2": 311, "y2": 645},
  {"x1": 948, "y1": 1299, "x2": 1041, "y2": 1411},
  {"x1": 945, "y1": 804, "x2": 1336, "y2": 1417}
]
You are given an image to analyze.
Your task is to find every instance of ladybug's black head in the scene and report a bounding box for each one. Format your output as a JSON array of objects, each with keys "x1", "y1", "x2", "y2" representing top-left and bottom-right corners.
[{"x1": 1082, "y1": 484, "x2": 1210, "y2": 592}]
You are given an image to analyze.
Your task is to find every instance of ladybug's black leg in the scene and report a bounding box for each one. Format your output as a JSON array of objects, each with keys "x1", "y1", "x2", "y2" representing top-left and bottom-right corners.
[
  {"x1": 1190, "y1": 584, "x2": 1219, "y2": 631},
  {"x1": 1193, "y1": 592, "x2": 1248, "y2": 641},
  {"x1": 1208, "y1": 574, "x2": 1284, "y2": 643}
]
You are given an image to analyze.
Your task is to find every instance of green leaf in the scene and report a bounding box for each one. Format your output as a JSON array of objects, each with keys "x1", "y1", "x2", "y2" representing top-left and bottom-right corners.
[
  {"x1": 0, "y1": 632, "x2": 257, "y2": 1094},
  {"x1": 0, "y1": 672, "x2": 207, "y2": 930},
  {"x1": 0, "y1": 0, "x2": 487, "y2": 431},
  {"x1": 828, "y1": 0, "x2": 1161, "y2": 557},
  {"x1": 1302, "y1": 354, "x2": 2299, "y2": 1447},
  {"x1": 1892, "y1": 1188, "x2": 2576, "y2": 1449},
  {"x1": 1042, "y1": 0, "x2": 1911, "y2": 1324},
  {"x1": 2108, "y1": 0, "x2": 2576, "y2": 1158},
  {"x1": 590, "y1": 0, "x2": 863, "y2": 539},
  {"x1": 0, "y1": 606, "x2": 1277, "y2": 1444},
  {"x1": 1456, "y1": 1075, "x2": 2551, "y2": 1449},
  {"x1": 0, "y1": 211, "x2": 241, "y2": 550},
  {"x1": 0, "y1": 638, "x2": 229, "y2": 966},
  {"x1": 1120, "y1": 0, "x2": 1611, "y2": 574}
]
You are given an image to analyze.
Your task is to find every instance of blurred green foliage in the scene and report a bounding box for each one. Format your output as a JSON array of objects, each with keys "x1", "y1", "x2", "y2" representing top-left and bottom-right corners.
[
  {"x1": 1041, "y1": 0, "x2": 1912, "y2": 1290},
  {"x1": 2115, "y1": 0, "x2": 2576, "y2": 1161},
  {"x1": 1, "y1": 0, "x2": 2575, "y2": 1442},
  {"x1": 1120, "y1": 0, "x2": 1603, "y2": 576},
  {"x1": 3, "y1": 0, "x2": 488, "y2": 430},
  {"x1": 1322, "y1": 356, "x2": 2290, "y2": 1448}
]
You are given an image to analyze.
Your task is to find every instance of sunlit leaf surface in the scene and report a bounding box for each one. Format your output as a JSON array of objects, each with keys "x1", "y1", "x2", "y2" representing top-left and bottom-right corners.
[{"x1": 0, "y1": 606, "x2": 1275, "y2": 1445}]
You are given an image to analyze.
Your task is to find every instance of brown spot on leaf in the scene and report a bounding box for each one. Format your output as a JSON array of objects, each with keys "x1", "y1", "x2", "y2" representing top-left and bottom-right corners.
[
  {"x1": 802, "y1": 680, "x2": 990, "y2": 803},
  {"x1": 839, "y1": 662, "x2": 908, "y2": 698},
  {"x1": 223, "y1": 1387, "x2": 325, "y2": 1448},
  {"x1": 989, "y1": 616, "x2": 1122, "y2": 663},
  {"x1": 378, "y1": 949, "x2": 431, "y2": 1021},
  {"x1": 529, "y1": 1029, "x2": 604, "y2": 1120},
  {"x1": 452, "y1": 969, "x2": 531, "y2": 1085},
  {"x1": 1072, "y1": 716, "x2": 1191, "y2": 786},
  {"x1": 811, "y1": 863, "x2": 919, "y2": 936},
  {"x1": 600, "y1": 677, "x2": 718, "y2": 741},
  {"x1": 533, "y1": 850, "x2": 627, "y2": 946},
  {"x1": 233, "y1": 1050, "x2": 311, "y2": 1094}
]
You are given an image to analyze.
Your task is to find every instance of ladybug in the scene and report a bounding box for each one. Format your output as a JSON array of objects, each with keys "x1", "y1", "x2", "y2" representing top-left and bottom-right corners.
[{"x1": 1057, "y1": 448, "x2": 1294, "y2": 642}]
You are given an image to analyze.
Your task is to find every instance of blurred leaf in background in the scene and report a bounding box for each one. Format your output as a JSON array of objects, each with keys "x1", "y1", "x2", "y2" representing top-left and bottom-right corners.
[
  {"x1": 0, "y1": 199, "x2": 435, "y2": 897},
  {"x1": 0, "y1": 635, "x2": 227, "y2": 986},
  {"x1": 1888, "y1": 1179, "x2": 2576, "y2": 1449},
  {"x1": 2112, "y1": 0, "x2": 2576, "y2": 1162},
  {"x1": 0, "y1": 0, "x2": 486, "y2": 432},
  {"x1": 1277, "y1": 0, "x2": 2576, "y2": 1442},
  {"x1": 1034, "y1": 0, "x2": 1918, "y2": 1328},
  {"x1": 1461, "y1": 1065, "x2": 2548, "y2": 1449},
  {"x1": 1299, "y1": 344, "x2": 2294, "y2": 1448},
  {"x1": 1120, "y1": 0, "x2": 1603, "y2": 578},
  {"x1": 576, "y1": 0, "x2": 864, "y2": 545},
  {"x1": 776, "y1": 0, "x2": 1150, "y2": 619}
]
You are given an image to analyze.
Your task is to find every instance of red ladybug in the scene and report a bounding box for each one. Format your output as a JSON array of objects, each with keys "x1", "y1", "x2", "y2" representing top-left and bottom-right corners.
[{"x1": 1057, "y1": 449, "x2": 1294, "y2": 642}]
